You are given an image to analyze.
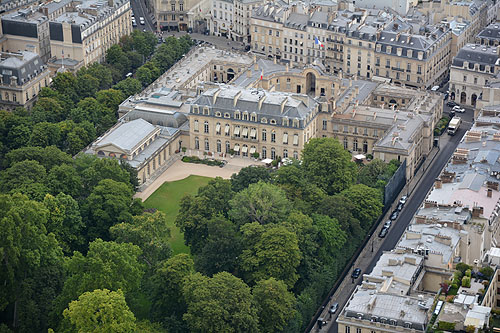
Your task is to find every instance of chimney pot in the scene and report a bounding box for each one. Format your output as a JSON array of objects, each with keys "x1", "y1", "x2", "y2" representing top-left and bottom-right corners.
[{"x1": 487, "y1": 188, "x2": 493, "y2": 198}]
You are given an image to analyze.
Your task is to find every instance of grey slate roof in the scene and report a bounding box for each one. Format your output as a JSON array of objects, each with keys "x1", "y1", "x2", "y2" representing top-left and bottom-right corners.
[
  {"x1": 452, "y1": 44, "x2": 499, "y2": 67},
  {"x1": 284, "y1": 12, "x2": 308, "y2": 30},
  {"x1": 96, "y1": 118, "x2": 158, "y2": 152},
  {"x1": 477, "y1": 23, "x2": 500, "y2": 42},
  {"x1": 0, "y1": 51, "x2": 46, "y2": 85},
  {"x1": 252, "y1": 3, "x2": 285, "y2": 22}
]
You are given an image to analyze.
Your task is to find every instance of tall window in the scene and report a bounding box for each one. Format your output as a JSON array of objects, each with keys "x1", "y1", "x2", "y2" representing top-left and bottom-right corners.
[
  {"x1": 217, "y1": 140, "x2": 221, "y2": 153},
  {"x1": 171, "y1": 3, "x2": 175, "y2": 11},
  {"x1": 293, "y1": 151, "x2": 298, "y2": 159},
  {"x1": 353, "y1": 138, "x2": 358, "y2": 151},
  {"x1": 271, "y1": 131, "x2": 276, "y2": 143},
  {"x1": 283, "y1": 149, "x2": 288, "y2": 158},
  {"x1": 225, "y1": 141, "x2": 230, "y2": 153},
  {"x1": 195, "y1": 137, "x2": 199, "y2": 150},
  {"x1": 194, "y1": 120, "x2": 199, "y2": 132},
  {"x1": 204, "y1": 139, "x2": 209, "y2": 151},
  {"x1": 216, "y1": 122, "x2": 221, "y2": 135},
  {"x1": 204, "y1": 121, "x2": 209, "y2": 134},
  {"x1": 179, "y1": 3, "x2": 183, "y2": 10},
  {"x1": 343, "y1": 137, "x2": 348, "y2": 150},
  {"x1": 262, "y1": 147, "x2": 267, "y2": 159},
  {"x1": 262, "y1": 129, "x2": 267, "y2": 141},
  {"x1": 271, "y1": 147, "x2": 276, "y2": 160},
  {"x1": 322, "y1": 119, "x2": 327, "y2": 130}
]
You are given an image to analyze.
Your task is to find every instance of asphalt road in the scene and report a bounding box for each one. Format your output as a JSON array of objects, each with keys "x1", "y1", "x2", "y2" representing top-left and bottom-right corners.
[
  {"x1": 325, "y1": 101, "x2": 474, "y2": 333},
  {"x1": 130, "y1": 0, "x2": 155, "y2": 32}
]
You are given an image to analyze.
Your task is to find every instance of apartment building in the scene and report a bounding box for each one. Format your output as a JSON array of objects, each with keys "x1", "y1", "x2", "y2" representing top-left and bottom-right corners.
[
  {"x1": 0, "y1": 9, "x2": 51, "y2": 62},
  {"x1": 375, "y1": 26, "x2": 452, "y2": 89},
  {"x1": 250, "y1": 3, "x2": 285, "y2": 59},
  {"x1": 449, "y1": 44, "x2": 500, "y2": 107},
  {"x1": 0, "y1": 0, "x2": 40, "y2": 15},
  {"x1": 156, "y1": 0, "x2": 197, "y2": 31},
  {"x1": 232, "y1": 0, "x2": 265, "y2": 44},
  {"x1": 477, "y1": 23, "x2": 500, "y2": 47},
  {"x1": 209, "y1": 0, "x2": 233, "y2": 37},
  {"x1": 189, "y1": 85, "x2": 319, "y2": 160},
  {"x1": 0, "y1": 50, "x2": 50, "y2": 110}
]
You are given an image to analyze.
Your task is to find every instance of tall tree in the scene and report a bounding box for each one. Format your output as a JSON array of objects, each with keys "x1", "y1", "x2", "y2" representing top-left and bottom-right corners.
[
  {"x1": 29, "y1": 122, "x2": 62, "y2": 147},
  {"x1": 340, "y1": 184, "x2": 383, "y2": 229},
  {"x1": 0, "y1": 160, "x2": 46, "y2": 194},
  {"x1": 83, "y1": 179, "x2": 136, "y2": 241},
  {"x1": 240, "y1": 222, "x2": 301, "y2": 288},
  {"x1": 151, "y1": 254, "x2": 194, "y2": 322},
  {"x1": 228, "y1": 181, "x2": 290, "y2": 226},
  {"x1": 63, "y1": 289, "x2": 136, "y2": 333},
  {"x1": 113, "y1": 77, "x2": 143, "y2": 97},
  {"x1": 3, "y1": 146, "x2": 72, "y2": 170},
  {"x1": 110, "y1": 211, "x2": 172, "y2": 269},
  {"x1": 0, "y1": 194, "x2": 64, "y2": 331},
  {"x1": 311, "y1": 214, "x2": 347, "y2": 266},
  {"x1": 46, "y1": 164, "x2": 83, "y2": 198},
  {"x1": 183, "y1": 272, "x2": 258, "y2": 333},
  {"x1": 75, "y1": 74, "x2": 100, "y2": 99},
  {"x1": 253, "y1": 278, "x2": 297, "y2": 332},
  {"x1": 301, "y1": 137, "x2": 357, "y2": 194},
  {"x1": 230, "y1": 166, "x2": 271, "y2": 192}
]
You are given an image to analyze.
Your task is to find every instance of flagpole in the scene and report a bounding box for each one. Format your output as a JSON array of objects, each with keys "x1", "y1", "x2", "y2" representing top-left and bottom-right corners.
[{"x1": 61, "y1": 49, "x2": 64, "y2": 70}]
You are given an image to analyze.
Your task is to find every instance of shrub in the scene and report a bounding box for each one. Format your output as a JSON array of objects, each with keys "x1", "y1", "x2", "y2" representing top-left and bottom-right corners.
[
  {"x1": 456, "y1": 263, "x2": 472, "y2": 274},
  {"x1": 445, "y1": 295, "x2": 454, "y2": 303},
  {"x1": 251, "y1": 152, "x2": 259, "y2": 159},
  {"x1": 465, "y1": 269, "x2": 471, "y2": 277},
  {"x1": 366, "y1": 153, "x2": 373, "y2": 160},
  {"x1": 465, "y1": 325, "x2": 476, "y2": 333},
  {"x1": 181, "y1": 147, "x2": 187, "y2": 153},
  {"x1": 480, "y1": 266, "x2": 494, "y2": 279},
  {"x1": 462, "y1": 276, "x2": 471, "y2": 288},
  {"x1": 437, "y1": 321, "x2": 455, "y2": 330}
]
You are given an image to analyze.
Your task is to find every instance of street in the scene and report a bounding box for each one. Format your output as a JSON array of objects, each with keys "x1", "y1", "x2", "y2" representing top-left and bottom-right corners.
[
  {"x1": 314, "y1": 100, "x2": 474, "y2": 333},
  {"x1": 130, "y1": 0, "x2": 155, "y2": 32}
]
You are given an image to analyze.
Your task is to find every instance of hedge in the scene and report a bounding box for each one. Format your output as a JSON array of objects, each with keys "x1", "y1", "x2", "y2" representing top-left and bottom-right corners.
[{"x1": 182, "y1": 156, "x2": 224, "y2": 166}]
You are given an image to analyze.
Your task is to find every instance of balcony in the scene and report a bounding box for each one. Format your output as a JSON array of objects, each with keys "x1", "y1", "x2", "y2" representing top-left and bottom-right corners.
[{"x1": 391, "y1": 67, "x2": 404, "y2": 72}]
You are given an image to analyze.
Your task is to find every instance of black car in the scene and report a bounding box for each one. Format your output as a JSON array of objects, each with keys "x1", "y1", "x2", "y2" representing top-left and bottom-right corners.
[
  {"x1": 378, "y1": 226, "x2": 389, "y2": 238},
  {"x1": 244, "y1": 45, "x2": 251, "y2": 51},
  {"x1": 447, "y1": 101, "x2": 458, "y2": 107},
  {"x1": 351, "y1": 268, "x2": 361, "y2": 279},
  {"x1": 390, "y1": 210, "x2": 399, "y2": 220}
]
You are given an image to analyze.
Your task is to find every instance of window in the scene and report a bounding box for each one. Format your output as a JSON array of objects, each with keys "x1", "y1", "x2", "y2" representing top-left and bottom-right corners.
[
  {"x1": 204, "y1": 138, "x2": 209, "y2": 151},
  {"x1": 179, "y1": 3, "x2": 183, "y2": 10},
  {"x1": 356, "y1": 329, "x2": 361, "y2": 333},
  {"x1": 345, "y1": 326, "x2": 350, "y2": 333},
  {"x1": 283, "y1": 149, "x2": 288, "y2": 158},
  {"x1": 271, "y1": 131, "x2": 276, "y2": 143},
  {"x1": 353, "y1": 127, "x2": 358, "y2": 134},
  {"x1": 262, "y1": 146, "x2": 267, "y2": 159},
  {"x1": 322, "y1": 119, "x2": 328, "y2": 130},
  {"x1": 283, "y1": 132, "x2": 288, "y2": 144},
  {"x1": 171, "y1": 3, "x2": 175, "y2": 11},
  {"x1": 374, "y1": 129, "x2": 378, "y2": 137},
  {"x1": 242, "y1": 144, "x2": 248, "y2": 157},
  {"x1": 242, "y1": 127, "x2": 248, "y2": 138},
  {"x1": 474, "y1": 77, "x2": 478, "y2": 84},
  {"x1": 195, "y1": 137, "x2": 199, "y2": 150},
  {"x1": 234, "y1": 126, "x2": 240, "y2": 138},
  {"x1": 204, "y1": 121, "x2": 209, "y2": 134},
  {"x1": 417, "y1": 65, "x2": 422, "y2": 74},
  {"x1": 271, "y1": 147, "x2": 276, "y2": 159},
  {"x1": 235, "y1": 111, "x2": 241, "y2": 120},
  {"x1": 216, "y1": 122, "x2": 221, "y2": 135},
  {"x1": 269, "y1": 29, "x2": 272, "y2": 35},
  {"x1": 353, "y1": 138, "x2": 358, "y2": 151},
  {"x1": 463, "y1": 75, "x2": 467, "y2": 82},
  {"x1": 406, "y1": 63, "x2": 411, "y2": 72},
  {"x1": 293, "y1": 151, "x2": 298, "y2": 159},
  {"x1": 225, "y1": 141, "x2": 230, "y2": 153},
  {"x1": 225, "y1": 124, "x2": 230, "y2": 136},
  {"x1": 194, "y1": 120, "x2": 199, "y2": 132},
  {"x1": 343, "y1": 125, "x2": 348, "y2": 133},
  {"x1": 343, "y1": 137, "x2": 348, "y2": 150}
]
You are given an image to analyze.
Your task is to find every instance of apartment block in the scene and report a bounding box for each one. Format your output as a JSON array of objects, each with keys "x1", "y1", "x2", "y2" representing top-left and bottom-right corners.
[{"x1": 0, "y1": 50, "x2": 50, "y2": 110}]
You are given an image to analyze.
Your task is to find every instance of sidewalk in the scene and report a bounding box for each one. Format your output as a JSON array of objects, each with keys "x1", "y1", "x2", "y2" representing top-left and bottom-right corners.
[{"x1": 313, "y1": 145, "x2": 440, "y2": 333}]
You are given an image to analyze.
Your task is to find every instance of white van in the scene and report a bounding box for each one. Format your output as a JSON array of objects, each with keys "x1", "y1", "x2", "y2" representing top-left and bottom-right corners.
[{"x1": 431, "y1": 86, "x2": 440, "y2": 92}]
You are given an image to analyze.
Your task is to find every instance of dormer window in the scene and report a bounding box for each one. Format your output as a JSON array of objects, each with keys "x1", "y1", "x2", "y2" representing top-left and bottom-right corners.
[
  {"x1": 261, "y1": 117, "x2": 267, "y2": 123},
  {"x1": 203, "y1": 107, "x2": 210, "y2": 115},
  {"x1": 270, "y1": 119, "x2": 277, "y2": 125},
  {"x1": 215, "y1": 111, "x2": 222, "y2": 117},
  {"x1": 243, "y1": 112, "x2": 248, "y2": 121},
  {"x1": 235, "y1": 111, "x2": 241, "y2": 120},
  {"x1": 224, "y1": 112, "x2": 230, "y2": 118},
  {"x1": 250, "y1": 112, "x2": 257, "y2": 122},
  {"x1": 193, "y1": 105, "x2": 199, "y2": 114}
]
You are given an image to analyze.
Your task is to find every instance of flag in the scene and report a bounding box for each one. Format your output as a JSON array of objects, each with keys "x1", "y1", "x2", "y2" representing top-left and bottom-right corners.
[
  {"x1": 61, "y1": 49, "x2": 64, "y2": 59},
  {"x1": 314, "y1": 36, "x2": 324, "y2": 48},
  {"x1": 260, "y1": 69, "x2": 263, "y2": 80}
]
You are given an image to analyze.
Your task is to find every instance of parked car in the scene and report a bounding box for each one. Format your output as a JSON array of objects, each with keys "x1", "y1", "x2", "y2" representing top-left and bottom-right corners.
[
  {"x1": 378, "y1": 226, "x2": 389, "y2": 238},
  {"x1": 139, "y1": 17, "x2": 145, "y2": 25},
  {"x1": 351, "y1": 268, "x2": 362, "y2": 279},
  {"x1": 132, "y1": 21, "x2": 137, "y2": 27},
  {"x1": 452, "y1": 105, "x2": 465, "y2": 113},
  {"x1": 384, "y1": 220, "x2": 392, "y2": 228},
  {"x1": 447, "y1": 101, "x2": 458, "y2": 107},
  {"x1": 443, "y1": 92, "x2": 449, "y2": 100},
  {"x1": 396, "y1": 202, "x2": 404, "y2": 211},
  {"x1": 329, "y1": 303, "x2": 339, "y2": 314},
  {"x1": 390, "y1": 210, "x2": 399, "y2": 220},
  {"x1": 399, "y1": 195, "x2": 408, "y2": 205}
]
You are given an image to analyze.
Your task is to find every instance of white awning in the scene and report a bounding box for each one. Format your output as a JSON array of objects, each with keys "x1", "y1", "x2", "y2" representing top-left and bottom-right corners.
[
  {"x1": 216, "y1": 123, "x2": 221, "y2": 132},
  {"x1": 354, "y1": 154, "x2": 366, "y2": 160},
  {"x1": 225, "y1": 124, "x2": 230, "y2": 134},
  {"x1": 234, "y1": 126, "x2": 240, "y2": 135},
  {"x1": 242, "y1": 127, "x2": 248, "y2": 137},
  {"x1": 242, "y1": 145, "x2": 248, "y2": 153},
  {"x1": 234, "y1": 144, "x2": 240, "y2": 152},
  {"x1": 283, "y1": 133, "x2": 288, "y2": 144},
  {"x1": 261, "y1": 158, "x2": 273, "y2": 164},
  {"x1": 293, "y1": 134, "x2": 299, "y2": 145},
  {"x1": 249, "y1": 147, "x2": 256, "y2": 154},
  {"x1": 250, "y1": 128, "x2": 257, "y2": 138}
]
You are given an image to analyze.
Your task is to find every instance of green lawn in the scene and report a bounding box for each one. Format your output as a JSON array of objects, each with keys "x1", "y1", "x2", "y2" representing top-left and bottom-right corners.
[{"x1": 143, "y1": 175, "x2": 212, "y2": 255}]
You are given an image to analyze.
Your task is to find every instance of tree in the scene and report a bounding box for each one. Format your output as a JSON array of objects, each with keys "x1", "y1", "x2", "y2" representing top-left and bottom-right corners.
[
  {"x1": 43, "y1": 193, "x2": 85, "y2": 255},
  {"x1": 0, "y1": 160, "x2": 46, "y2": 194},
  {"x1": 0, "y1": 194, "x2": 64, "y2": 331},
  {"x1": 194, "y1": 215, "x2": 242, "y2": 276},
  {"x1": 151, "y1": 254, "x2": 194, "y2": 322},
  {"x1": 63, "y1": 289, "x2": 136, "y2": 332},
  {"x1": 357, "y1": 159, "x2": 388, "y2": 187},
  {"x1": 65, "y1": 121, "x2": 97, "y2": 154},
  {"x1": 96, "y1": 88, "x2": 125, "y2": 112},
  {"x1": 183, "y1": 272, "x2": 258, "y2": 333},
  {"x1": 30, "y1": 97, "x2": 65, "y2": 123},
  {"x1": 301, "y1": 137, "x2": 357, "y2": 194},
  {"x1": 311, "y1": 214, "x2": 347, "y2": 265},
  {"x1": 46, "y1": 164, "x2": 83, "y2": 198},
  {"x1": 77, "y1": 63, "x2": 113, "y2": 90},
  {"x1": 480, "y1": 266, "x2": 494, "y2": 279},
  {"x1": 340, "y1": 184, "x2": 383, "y2": 228},
  {"x1": 110, "y1": 211, "x2": 172, "y2": 269},
  {"x1": 253, "y1": 278, "x2": 296, "y2": 332},
  {"x1": 113, "y1": 77, "x2": 143, "y2": 97},
  {"x1": 29, "y1": 122, "x2": 62, "y2": 147},
  {"x1": 456, "y1": 262, "x2": 473, "y2": 274},
  {"x1": 230, "y1": 166, "x2": 271, "y2": 192},
  {"x1": 54, "y1": 239, "x2": 144, "y2": 323},
  {"x1": 240, "y1": 222, "x2": 301, "y2": 288},
  {"x1": 136, "y1": 66, "x2": 153, "y2": 86},
  {"x1": 83, "y1": 179, "x2": 136, "y2": 241},
  {"x1": 228, "y1": 181, "x2": 290, "y2": 226},
  {"x1": 75, "y1": 155, "x2": 132, "y2": 194},
  {"x1": 69, "y1": 97, "x2": 113, "y2": 125},
  {"x1": 75, "y1": 73, "x2": 100, "y2": 99},
  {"x1": 176, "y1": 178, "x2": 234, "y2": 254},
  {"x1": 5, "y1": 124, "x2": 31, "y2": 150},
  {"x1": 51, "y1": 72, "x2": 78, "y2": 103},
  {"x1": 3, "y1": 146, "x2": 72, "y2": 170}
]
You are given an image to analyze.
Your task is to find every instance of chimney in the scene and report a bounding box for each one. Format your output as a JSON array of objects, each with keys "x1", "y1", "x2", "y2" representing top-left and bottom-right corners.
[
  {"x1": 435, "y1": 178, "x2": 442, "y2": 189},
  {"x1": 286, "y1": 63, "x2": 289, "y2": 72},
  {"x1": 254, "y1": 62, "x2": 259, "y2": 71},
  {"x1": 273, "y1": 56, "x2": 277, "y2": 64},
  {"x1": 472, "y1": 206, "x2": 484, "y2": 218},
  {"x1": 487, "y1": 188, "x2": 493, "y2": 198},
  {"x1": 246, "y1": 69, "x2": 252, "y2": 78}
]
